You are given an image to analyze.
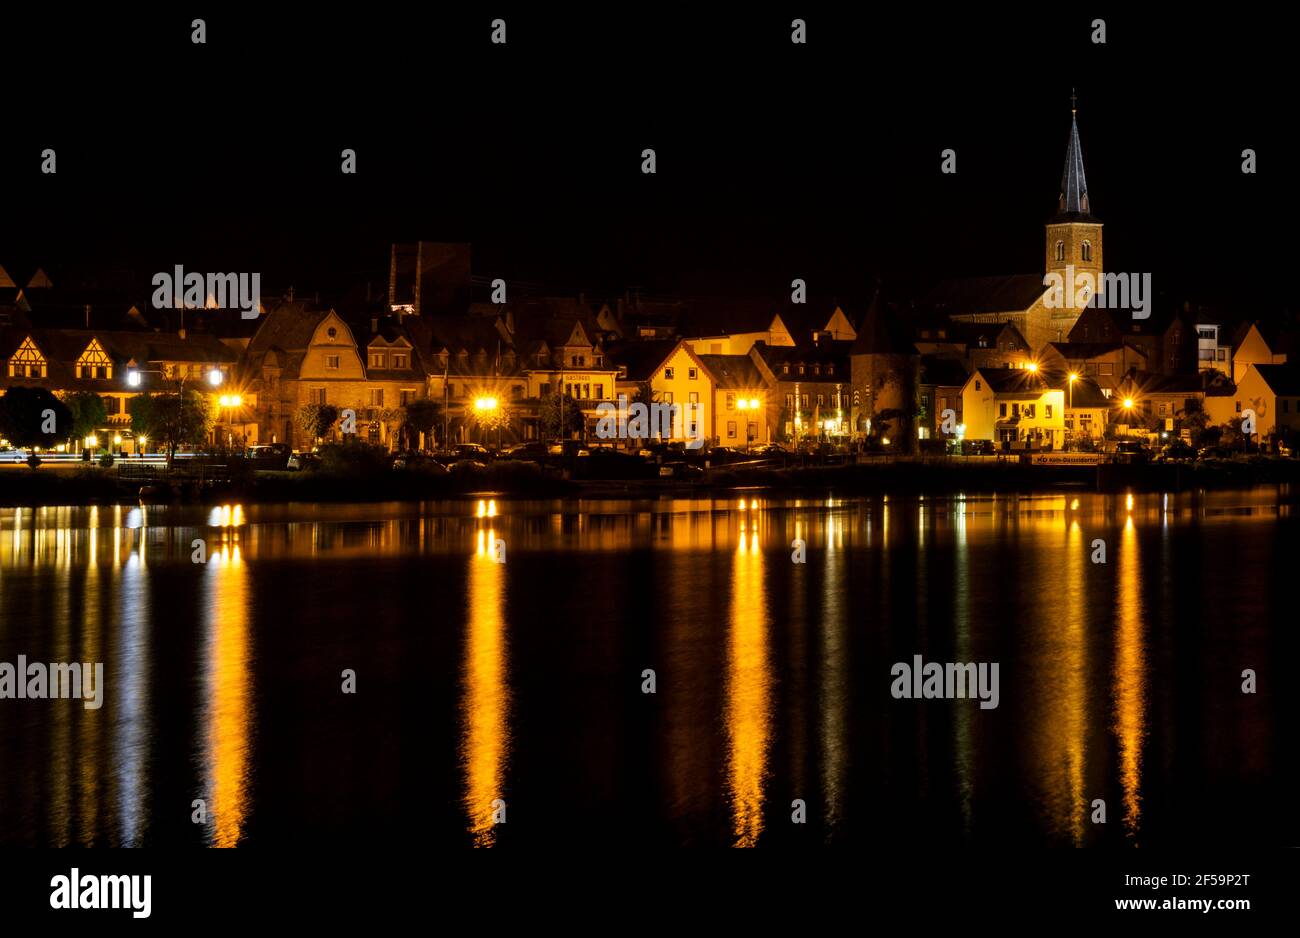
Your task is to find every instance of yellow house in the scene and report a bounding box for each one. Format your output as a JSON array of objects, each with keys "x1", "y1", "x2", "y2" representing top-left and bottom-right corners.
[
  {"x1": 608, "y1": 338, "x2": 713, "y2": 444},
  {"x1": 697, "y1": 354, "x2": 770, "y2": 447},
  {"x1": 960, "y1": 367, "x2": 1067, "y2": 447},
  {"x1": 1231, "y1": 322, "x2": 1287, "y2": 384},
  {"x1": 1203, "y1": 363, "x2": 1300, "y2": 442}
]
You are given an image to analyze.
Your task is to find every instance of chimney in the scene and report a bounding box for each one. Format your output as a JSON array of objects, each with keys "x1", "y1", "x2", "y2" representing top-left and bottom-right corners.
[{"x1": 371, "y1": 317, "x2": 379, "y2": 334}]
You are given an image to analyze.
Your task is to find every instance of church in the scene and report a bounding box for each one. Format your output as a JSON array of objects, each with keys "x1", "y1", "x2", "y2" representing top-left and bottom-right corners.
[{"x1": 930, "y1": 100, "x2": 1103, "y2": 353}]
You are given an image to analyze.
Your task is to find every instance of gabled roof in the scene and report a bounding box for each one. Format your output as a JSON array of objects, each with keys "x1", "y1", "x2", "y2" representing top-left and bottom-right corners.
[
  {"x1": 921, "y1": 274, "x2": 1047, "y2": 316},
  {"x1": 696, "y1": 354, "x2": 765, "y2": 390},
  {"x1": 919, "y1": 355, "x2": 969, "y2": 388},
  {"x1": 1047, "y1": 340, "x2": 1148, "y2": 361},
  {"x1": 966, "y1": 367, "x2": 1053, "y2": 398},
  {"x1": 1251, "y1": 364, "x2": 1300, "y2": 397}
]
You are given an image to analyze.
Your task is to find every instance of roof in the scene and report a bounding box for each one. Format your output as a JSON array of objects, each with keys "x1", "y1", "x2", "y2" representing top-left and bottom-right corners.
[
  {"x1": 1251, "y1": 364, "x2": 1300, "y2": 396},
  {"x1": 850, "y1": 295, "x2": 917, "y2": 356},
  {"x1": 1118, "y1": 370, "x2": 1205, "y2": 396},
  {"x1": 921, "y1": 274, "x2": 1047, "y2": 316},
  {"x1": 1050, "y1": 109, "x2": 1099, "y2": 224},
  {"x1": 1047, "y1": 340, "x2": 1148, "y2": 361},
  {"x1": 919, "y1": 355, "x2": 969, "y2": 388},
  {"x1": 604, "y1": 339, "x2": 681, "y2": 382},
  {"x1": 969, "y1": 367, "x2": 1053, "y2": 397},
  {"x1": 696, "y1": 354, "x2": 765, "y2": 389}
]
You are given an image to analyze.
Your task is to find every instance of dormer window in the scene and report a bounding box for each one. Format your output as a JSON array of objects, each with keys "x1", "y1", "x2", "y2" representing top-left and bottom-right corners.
[
  {"x1": 8, "y1": 336, "x2": 47, "y2": 378},
  {"x1": 75, "y1": 338, "x2": 113, "y2": 380}
]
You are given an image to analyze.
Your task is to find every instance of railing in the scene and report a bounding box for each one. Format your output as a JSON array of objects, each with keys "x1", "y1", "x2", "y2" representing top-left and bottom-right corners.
[{"x1": 117, "y1": 461, "x2": 232, "y2": 483}]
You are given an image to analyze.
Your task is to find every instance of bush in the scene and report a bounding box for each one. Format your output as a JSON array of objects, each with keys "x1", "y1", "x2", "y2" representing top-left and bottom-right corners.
[
  {"x1": 98, "y1": 452, "x2": 115, "y2": 468},
  {"x1": 317, "y1": 441, "x2": 391, "y2": 475},
  {"x1": 26, "y1": 454, "x2": 41, "y2": 469}
]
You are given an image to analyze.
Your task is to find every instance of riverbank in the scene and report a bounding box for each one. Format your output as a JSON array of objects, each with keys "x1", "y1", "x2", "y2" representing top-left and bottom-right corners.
[{"x1": 2, "y1": 456, "x2": 1299, "y2": 506}]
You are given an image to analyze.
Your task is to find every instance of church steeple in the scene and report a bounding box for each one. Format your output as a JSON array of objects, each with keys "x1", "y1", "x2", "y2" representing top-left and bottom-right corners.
[{"x1": 1054, "y1": 91, "x2": 1094, "y2": 221}]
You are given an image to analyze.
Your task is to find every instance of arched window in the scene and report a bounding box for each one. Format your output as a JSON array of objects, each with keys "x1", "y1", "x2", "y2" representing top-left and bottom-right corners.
[
  {"x1": 1081, "y1": 240, "x2": 1092, "y2": 262},
  {"x1": 1054, "y1": 241, "x2": 1065, "y2": 262}
]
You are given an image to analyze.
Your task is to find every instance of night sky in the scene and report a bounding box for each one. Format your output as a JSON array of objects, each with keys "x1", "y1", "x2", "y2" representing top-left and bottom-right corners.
[{"x1": 3, "y1": 9, "x2": 1289, "y2": 312}]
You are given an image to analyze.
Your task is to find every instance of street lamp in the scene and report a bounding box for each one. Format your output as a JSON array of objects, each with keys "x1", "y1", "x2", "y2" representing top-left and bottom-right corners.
[
  {"x1": 207, "y1": 368, "x2": 224, "y2": 387},
  {"x1": 474, "y1": 396, "x2": 501, "y2": 450}
]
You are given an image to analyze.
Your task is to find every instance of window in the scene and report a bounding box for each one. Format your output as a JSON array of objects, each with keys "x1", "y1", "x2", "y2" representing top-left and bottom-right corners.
[
  {"x1": 327, "y1": 327, "x2": 337, "y2": 339},
  {"x1": 816, "y1": 394, "x2": 825, "y2": 407},
  {"x1": 1054, "y1": 241, "x2": 1065, "y2": 261},
  {"x1": 370, "y1": 352, "x2": 386, "y2": 369},
  {"x1": 688, "y1": 367, "x2": 697, "y2": 380},
  {"x1": 400, "y1": 389, "x2": 415, "y2": 406},
  {"x1": 8, "y1": 336, "x2": 48, "y2": 378},
  {"x1": 369, "y1": 389, "x2": 384, "y2": 407},
  {"x1": 664, "y1": 367, "x2": 675, "y2": 380},
  {"x1": 1235, "y1": 401, "x2": 1242, "y2": 413},
  {"x1": 594, "y1": 385, "x2": 605, "y2": 400},
  {"x1": 1081, "y1": 241, "x2": 1092, "y2": 262},
  {"x1": 394, "y1": 353, "x2": 408, "y2": 369},
  {"x1": 75, "y1": 338, "x2": 113, "y2": 380},
  {"x1": 726, "y1": 393, "x2": 736, "y2": 410},
  {"x1": 727, "y1": 421, "x2": 737, "y2": 439},
  {"x1": 1045, "y1": 404, "x2": 1053, "y2": 418},
  {"x1": 572, "y1": 355, "x2": 585, "y2": 367},
  {"x1": 326, "y1": 355, "x2": 340, "y2": 369},
  {"x1": 663, "y1": 392, "x2": 673, "y2": 405},
  {"x1": 785, "y1": 394, "x2": 794, "y2": 410},
  {"x1": 102, "y1": 396, "x2": 121, "y2": 415},
  {"x1": 1284, "y1": 399, "x2": 1291, "y2": 414},
  {"x1": 1217, "y1": 350, "x2": 1226, "y2": 361},
  {"x1": 782, "y1": 364, "x2": 790, "y2": 374},
  {"x1": 975, "y1": 380, "x2": 981, "y2": 391},
  {"x1": 1158, "y1": 402, "x2": 1168, "y2": 416},
  {"x1": 1024, "y1": 404, "x2": 1035, "y2": 418},
  {"x1": 999, "y1": 403, "x2": 1007, "y2": 417},
  {"x1": 311, "y1": 388, "x2": 326, "y2": 404},
  {"x1": 1098, "y1": 363, "x2": 1113, "y2": 376},
  {"x1": 827, "y1": 364, "x2": 834, "y2": 375},
  {"x1": 688, "y1": 391, "x2": 698, "y2": 404},
  {"x1": 801, "y1": 394, "x2": 809, "y2": 409}
]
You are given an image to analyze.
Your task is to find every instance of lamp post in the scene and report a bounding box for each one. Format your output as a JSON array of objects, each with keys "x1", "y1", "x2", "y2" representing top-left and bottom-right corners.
[
  {"x1": 126, "y1": 364, "x2": 227, "y2": 465},
  {"x1": 475, "y1": 396, "x2": 501, "y2": 450}
]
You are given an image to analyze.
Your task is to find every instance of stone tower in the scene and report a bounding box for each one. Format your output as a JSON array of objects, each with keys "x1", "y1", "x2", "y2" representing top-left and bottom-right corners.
[{"x1": 1044, "y1": 98, "x2": 1103, "y2": 303}]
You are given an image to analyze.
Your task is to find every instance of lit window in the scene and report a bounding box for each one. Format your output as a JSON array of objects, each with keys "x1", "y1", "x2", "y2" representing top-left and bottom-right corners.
[
  {"x1": 1081, "y1": 241, "x2": 1092, "y2": 262},
  {"x1": 1054, "y1": 241, "x2": 1065, "y2": 261}
]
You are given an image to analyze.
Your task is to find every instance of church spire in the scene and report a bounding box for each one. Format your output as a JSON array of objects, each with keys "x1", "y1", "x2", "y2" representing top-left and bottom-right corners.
[{"x1": 1055, "y1": 91, "x2": 1092, "y2": 220}]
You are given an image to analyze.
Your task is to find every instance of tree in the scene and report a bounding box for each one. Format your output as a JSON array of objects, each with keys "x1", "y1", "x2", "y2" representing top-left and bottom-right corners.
[
  {"x1": 296, "y1": 403, "x2": 339, "y2": 443},
  {"x1": 402, "y1": 399, "x2": 440, "y2": 450},
  {"x1": 539, "y1": 390, "x2": 584, "y2": 440},
  {"x1": 0, "y1": 387, "x2": 72, "y2": 467},
  {"x1": 128, "y1": 390, "x2": 214, "y2": 464},
  {"x1": 64, "y1": 392, "x2": 109, "y2": 444}
]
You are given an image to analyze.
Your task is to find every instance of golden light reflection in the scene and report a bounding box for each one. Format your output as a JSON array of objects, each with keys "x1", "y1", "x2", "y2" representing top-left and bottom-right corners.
[
  {"x1": 726, "y1": 513, "x2": 770, "y2": 846},
  {"x1": 1114, "y1": 517, "x2": 1146, "y2": 841},
  {"x1": 202, "y1": 537, "x2": 251, "y2": 847},
  {"x1": 1035, "y1": 519, "x2": 1089, "y2": 844},
  {"x1": 463, "y1": 527, "x2": 510, "y2": 846}
]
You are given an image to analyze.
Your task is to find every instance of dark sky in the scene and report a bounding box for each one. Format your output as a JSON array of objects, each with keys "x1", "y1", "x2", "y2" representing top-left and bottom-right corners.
[{"x1": 2, "y1": 8, "x2": 1290, "y2": 313}]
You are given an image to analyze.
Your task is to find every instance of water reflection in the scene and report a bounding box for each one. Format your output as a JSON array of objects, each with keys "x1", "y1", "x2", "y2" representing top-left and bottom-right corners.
[
  {"x1": 201, "y1": 534, "x2": 252, "y2": 847},
  {"x1": 1114, "y1": 516, "x2": 1146, "y2": 842},
  {"x1": 0, "y1": 490, "x2": 1292, "y2": 847},
  {"x1": 463, "y1": 522, "x2": 510, "y2": 846},
  {"x1": 726, "y1": 512, "x2": 770, "y2": 846}
]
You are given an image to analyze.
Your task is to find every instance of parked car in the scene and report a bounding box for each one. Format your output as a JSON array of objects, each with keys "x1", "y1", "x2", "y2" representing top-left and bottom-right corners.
[
  {"x1": 547, "y1": 440, "x2": 590, "y2": 458},
  {"x1": 246, "y1": 443, "x2": 291, "y2": 469},
  {"x1": 501, "y1": 441, "x2": 549, "y2": 461},
  {"x1": 452, "y1": 443, "x2": 492, "y2": 460},
  {"x1": 1197, "y1": 445, "x2": 1232, "y2": 460},
  {"x1": 1155, "y1": 440, "x2": 1196, "y2": 462},
  {"x1": 657, "y1": 461, "x2": 704, "y2": 479},
  {"x1": 448, "y1": 459, "x2": 488, "y2": 472},
  {"x1": 960, "y1": 439, "x2": 995, "y2": 456},
  {"x1": 752, "y1": 443, "x2": 786, "y2": 457},
  {"x1": 287, "y1": 451, "x2": 321, "y2": 471},
  {"x1": 391, "y1": 452, "x2": 448, "y2": 473},
  {"x1": 1113, "y1": 440, "x2": 1150, "y2": 464}
]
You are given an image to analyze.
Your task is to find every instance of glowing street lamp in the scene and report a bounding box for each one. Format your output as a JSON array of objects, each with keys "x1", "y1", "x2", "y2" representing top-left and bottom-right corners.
[
  {"x1": 1026, "y1": 361, "x2": 1038, "y2": 373},
  {"x1": 207, "y1": 368, "x2": 224, "y2": 387},
  {"x1": 127, "y1": 369, "x2": 142, "y2": 388},
  {"x1": 474, "y1": 396, "x2": 502, "y2": 449}
]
